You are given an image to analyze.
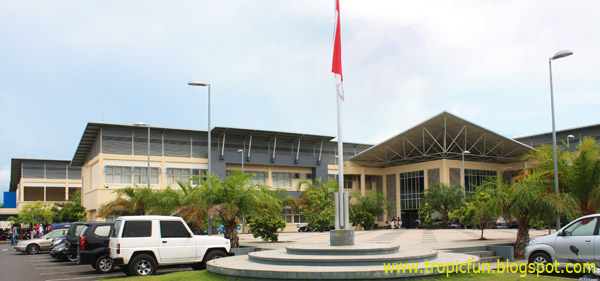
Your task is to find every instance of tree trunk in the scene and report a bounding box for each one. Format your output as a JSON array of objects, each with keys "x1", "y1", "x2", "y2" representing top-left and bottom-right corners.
[
  {"x1": 514, "y1": 218, "x2": 530, "y2": 259},
  {"x1": 224, "y1": 221, "x2": 240, "y2": 248}
]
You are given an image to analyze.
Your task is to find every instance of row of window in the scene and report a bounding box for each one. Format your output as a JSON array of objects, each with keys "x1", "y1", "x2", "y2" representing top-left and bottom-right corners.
[
  {"x1": 105, "y1": 166, "x2": 161, "y2": 185},
  {"x1": 105, "y1": 165, "x2": 315, "y2": 187}
]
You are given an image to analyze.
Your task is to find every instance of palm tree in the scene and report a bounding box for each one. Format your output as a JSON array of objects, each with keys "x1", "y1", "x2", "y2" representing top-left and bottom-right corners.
[
  {"x1": 97, "y1": 186, "x2": 156, "y2": 218},
  {"x1": 561, "y1": 137, "x2": 600, "y2": 215},
  {"x1": 490, "y1": 171, "x2": 578, "y2": 258},
  {"x1": 186, "y1": 171, "x2": 281, "y2": 248},
  {"x1": 420, "y1": 183, "x2": 463, "y2": 228},
  {"x1": 523, "y1": 137, "x2": 600, "y2": 216}
]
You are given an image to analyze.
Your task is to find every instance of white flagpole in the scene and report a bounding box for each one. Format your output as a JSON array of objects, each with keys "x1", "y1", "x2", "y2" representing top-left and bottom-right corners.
[{"x1": 336, "y1": 83, "x2": 345, "y2": 230}]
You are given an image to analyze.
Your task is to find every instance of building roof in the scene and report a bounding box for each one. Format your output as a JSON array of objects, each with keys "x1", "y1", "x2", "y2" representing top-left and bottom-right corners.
[
  {"x1": 9, "y1": 158, "x2": 72, "y2": 192},
  {"x1": 71, "y1": 122, "x2": 339, "y2": 166},
  {"x1": 211, "y1": 127, "x2": 335, "y2": 143},
  {"x1": 350, "y1": 111, "x2": 532, "y2": 168}
]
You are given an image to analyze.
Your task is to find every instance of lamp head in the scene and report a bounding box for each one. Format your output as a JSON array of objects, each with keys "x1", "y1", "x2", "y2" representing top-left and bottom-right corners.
[
  {"x1": 568, "y1": 135, "x2": 575, "y2": 139},
  {"x1": 134, "y1": 122, "x2": 149, "y2": 127},
  {"x1": 551, "y1": 50, "x2": 573, "y2": 60},
  {"x1": 237, "y1": 149, "x2": 243, "y2": 153},
  {"x1": 188, "y1": 80, "x2": 210, "y2": 87},
  {"x1": 463, "y1": 150, "x2": 470, "y2": 154}
]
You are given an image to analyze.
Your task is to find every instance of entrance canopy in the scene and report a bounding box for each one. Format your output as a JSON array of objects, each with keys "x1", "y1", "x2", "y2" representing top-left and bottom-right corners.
[{"x1": 350, "y1": 112, "x2": 532, "y2": 168}]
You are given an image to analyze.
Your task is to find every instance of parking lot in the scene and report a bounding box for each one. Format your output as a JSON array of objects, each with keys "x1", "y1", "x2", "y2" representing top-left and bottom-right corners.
[{"x1": 0, "y1": 243, "x2": 192, "y2": 281}]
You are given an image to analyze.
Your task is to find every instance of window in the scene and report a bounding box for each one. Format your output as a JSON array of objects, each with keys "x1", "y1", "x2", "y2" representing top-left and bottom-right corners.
[
  {"x1": 105, "y1": 166, "x2": 132, "y2": 184},
  {"x1": 343, "y1": 175, "x2": 358, "y2": 190},
  {"x1": 93, "y1": 225, "x2": 112, "y2": 237},
  {"x1": 464, "y1": 169, "x2": 497, "y2": 193},
  {"x1": 563, "y1": 217, "x2": 598, "y2": 236},
  {"x1": 399, "y1": 171, "x2": 425, "y2": 210},
  {"x1": 112, "y1": 220, "x2": 122, "y2": 237},
  {"x1": 133, "y1": 167, "x2": 160, "y2": 185},
  {"x1": 328, "y1": 174, "x2": 338, "y2": 181},
  {"x1": 160, "y1": 221, "x2": 191, "y2": 238},
  {"x1": 280, "y1": 207, "x2": 304, "y2": 224},
  {"x1": 272, "y1": 172, "x2": 293, "y2": 187},
  {"x1": 167, "y1": 168, "x2": 206, "y2": 186},
  {"x1": 122, "y1": 221, "x2": 152, "y2": 237},
  {"x1": 247, "y1": 171, "x2": 267, "y2": 185}
]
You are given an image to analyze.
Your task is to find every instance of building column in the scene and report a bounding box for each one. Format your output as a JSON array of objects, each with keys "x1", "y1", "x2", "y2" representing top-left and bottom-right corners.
[
  {"x1": 395, "y1": 173, "x2": 400, "y2": 218},
  {"x1": 382, "y1": 174, "x2": 387, "y2": 222},
  {"x1": 360, "y1": 168, "x2": 366, "y2": 196}
]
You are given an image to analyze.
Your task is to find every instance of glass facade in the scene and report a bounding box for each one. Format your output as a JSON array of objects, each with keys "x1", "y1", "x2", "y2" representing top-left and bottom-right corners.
[
  {"x1": 399, "y1": 171, "x2": 424, "y2": 210},
  {"x1": 464, "y1": 169, "x2": 497, "y2": 193}
]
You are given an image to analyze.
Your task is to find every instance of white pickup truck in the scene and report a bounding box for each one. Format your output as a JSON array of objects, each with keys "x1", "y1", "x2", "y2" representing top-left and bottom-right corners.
[{"x1": 109, "y1": 215, "x2": 231, "y2": 276}]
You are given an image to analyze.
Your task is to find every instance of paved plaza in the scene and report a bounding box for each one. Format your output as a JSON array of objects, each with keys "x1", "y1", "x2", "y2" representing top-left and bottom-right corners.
[{"x1": 239, "y1": 228, "x2": 552, "y2": 257}]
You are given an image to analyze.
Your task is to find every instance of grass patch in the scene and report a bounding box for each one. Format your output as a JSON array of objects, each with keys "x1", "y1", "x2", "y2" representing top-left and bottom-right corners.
[
  {"x1": 104, "y1": 270, "x2": 227, "y2": 281},
  {"x1": 106, "y1": 270, "x2": 566, "y2": 281}
]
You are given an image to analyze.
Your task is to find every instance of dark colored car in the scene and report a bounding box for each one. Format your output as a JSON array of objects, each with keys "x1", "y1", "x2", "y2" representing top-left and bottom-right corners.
[
  {"x1": 76, "y1": 222, "x2": 115, "y2": 273},
  {"x1": 48, "y1": 223, "x2": 71, "y2": 232},
  {"x1": 50, "y1": 235, "x2": 77, "y2": 262},
  {"x1": 66, "y1": 222, "x2": 97, "y2": 261}
]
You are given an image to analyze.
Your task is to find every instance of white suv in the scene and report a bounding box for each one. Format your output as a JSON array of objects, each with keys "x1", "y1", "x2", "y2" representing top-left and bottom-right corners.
[{"x1": 109, "y1": 215, "x2": 231, "y2": 276}]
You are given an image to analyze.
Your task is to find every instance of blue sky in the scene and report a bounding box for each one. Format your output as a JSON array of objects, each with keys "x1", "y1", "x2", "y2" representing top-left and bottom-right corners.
[{"x1": 1, "y1": 0, "x2": 599, "y2": 194}]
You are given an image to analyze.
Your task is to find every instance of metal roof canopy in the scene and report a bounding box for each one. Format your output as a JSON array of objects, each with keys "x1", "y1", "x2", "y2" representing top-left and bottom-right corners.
[
  {"x1": 71, "y1": 122, "x2": 337, "y2": 167},
  {"x1": 350, "y1": 111, "x2": 532, "y2": 168},
  {"x1": 72, "y1": 122, "x2": 214, "y2": 166},
  {"x1": 211, "y1": 127, "x2": 335, "y2": 142},
  {"x1": 9, "y1": 158, "x2": 72, "y2": 192}
]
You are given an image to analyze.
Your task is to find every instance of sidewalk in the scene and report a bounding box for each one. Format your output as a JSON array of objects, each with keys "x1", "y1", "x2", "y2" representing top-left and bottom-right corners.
[{"x1": 239, "y1": 228, "x2": 552, "y2": 256}]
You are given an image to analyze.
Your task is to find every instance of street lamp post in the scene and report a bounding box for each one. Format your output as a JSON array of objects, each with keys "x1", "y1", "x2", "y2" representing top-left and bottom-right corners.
[
  {"x1": 549, "y1": 49, "x2": 573, "y2": 230},
  {"x1": 237, "y1": 149, "x2": 244, "y2": 172},
  {"x1": 461, "y1": 150, "x2": 470, "y2": 229},
  {"x1": 188, "y1": 81, "x2": 212, "y2": 235},
  {"x1": 567, "y1": 134, "x2": 575, "y2": 151},
  {"x1": 237, "y1": 149, "x2": 245, "y2": 233},
  {"x1": 134, "y1": 122, "x2": 151, "y2": 189}
]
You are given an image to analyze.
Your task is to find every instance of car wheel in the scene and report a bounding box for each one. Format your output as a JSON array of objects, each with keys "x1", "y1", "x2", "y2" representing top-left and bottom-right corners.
[
  {"x1": 129, "y1": 254, "x2": 157, "y2": 276},
  {"x1": 529, "y1": 252, "x2": 552, "y2": 264},
  {"x1": 26, "y1": 244, "x2": 40, "y2": 254},
  {"x1": 95, "y1": 255, "x2": 114, "y2": 274},
  {"x1": 67, "y1": 253, "x2": 78, "y2": 262},
  {"x1": 204, "y1": 250, "x2": 227, "y2": 263}
]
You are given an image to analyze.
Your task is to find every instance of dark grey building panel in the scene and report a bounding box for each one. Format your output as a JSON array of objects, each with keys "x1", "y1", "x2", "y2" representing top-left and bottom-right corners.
[
  {"x1": 449, "y1": 168, "x2": 461, "y2": 187},
  {"x1": 68, "y1": 166, "x2": 82, "y2": 180},
  {"x1": 102, "y1": 127, "x2": 133, "y2": 155},
  {"x1": 386, "y1": 174, "x2": 397, "y2": 218},
  {"x1": 376, "y1": 175, "x2": 384, "y2": 221},
  {"x1": 45, "y1": 161, "x2": 67, "y2": 179},
  {"x1": 164, "y1": 131, "x2": 191, "y2": 157},
  {"x1": 22, "y1": 160, "x2": 44, "y2": 178},
  {"x1": 427, "y1": 168, "x2": 440, "y2": 187}
]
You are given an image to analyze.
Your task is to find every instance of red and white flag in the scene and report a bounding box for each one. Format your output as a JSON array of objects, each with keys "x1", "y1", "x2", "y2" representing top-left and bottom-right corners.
[{"x1": 332, "y1": 0, "x2": 344, "y2": 101}]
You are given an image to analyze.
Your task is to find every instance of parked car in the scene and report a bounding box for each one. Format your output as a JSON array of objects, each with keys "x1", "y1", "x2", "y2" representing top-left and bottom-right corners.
[
  {"x1": 66, "y1": 222, "x2": 97, "y2": 261},
  {"x1": 48, "y1": 223, "x2": 71, "y2": 232},
  {"x1": 491, "y1": 217, "x2": 508, "y2": 229},
  {"x1": 76, "y1": 222, "x2": 115, "y2": 273},
  {"x1": 50, "y1": 235, "x2": 77, "y2": 262},
  {"x1": 14, "y1": 228, "x2": 69, "y2": 254},
  {"x1": 525, "y1": 214, "x2": 600, "y2": 266},
  {"x1": 109, "y1": 215, "x2": 231, "y2": 276}
]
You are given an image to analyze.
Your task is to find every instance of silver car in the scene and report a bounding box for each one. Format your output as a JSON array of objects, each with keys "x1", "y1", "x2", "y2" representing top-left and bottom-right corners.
[
  {"x1": 525, "y1": 214, "x2": 600, "y2": 265},
  {"x1": 14, "y1": 229, "x2": 69, "y2": 254}
]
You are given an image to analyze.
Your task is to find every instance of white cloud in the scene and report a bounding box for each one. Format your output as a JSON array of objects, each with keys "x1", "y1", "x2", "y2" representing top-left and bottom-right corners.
[{"x1": 0, "y1": 165, "x2": 10, "y2": 194}]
